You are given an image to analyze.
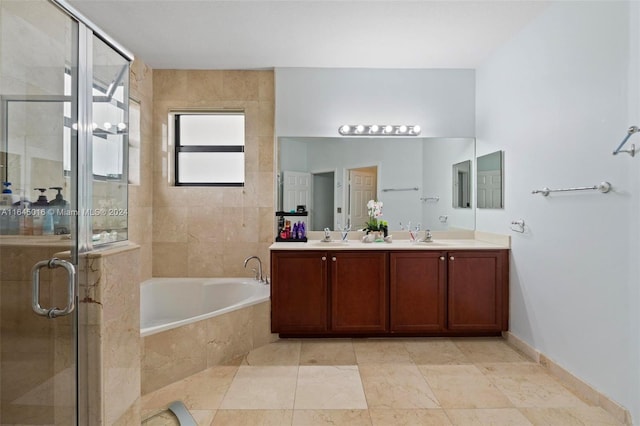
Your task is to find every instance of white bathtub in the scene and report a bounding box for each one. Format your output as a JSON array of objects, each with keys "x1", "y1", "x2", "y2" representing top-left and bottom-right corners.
[{"x1": 140, "y1": 277, "x2": 270, "y2": 337}]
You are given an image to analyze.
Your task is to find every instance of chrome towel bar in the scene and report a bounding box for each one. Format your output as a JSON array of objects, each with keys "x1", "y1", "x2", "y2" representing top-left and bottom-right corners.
[
  {"x1": 532, "y1": 181, "x2": 611, "y2": 196},
  {"x1": 381, "y1": 187, "x2": 419, "y2": 192},
  {"x1": 612, "y1": 126, "x2": 638, "y2": 157}
]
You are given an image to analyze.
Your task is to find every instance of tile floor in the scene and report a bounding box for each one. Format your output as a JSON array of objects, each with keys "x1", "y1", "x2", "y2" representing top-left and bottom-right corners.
[{"x1": 141, "y1": 337, "x2": 623, "y2": 425}]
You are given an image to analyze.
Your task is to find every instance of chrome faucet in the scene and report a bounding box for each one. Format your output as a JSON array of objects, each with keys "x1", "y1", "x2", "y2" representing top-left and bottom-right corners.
[
  {"x1": 323, "y1": 227, "x2": 332, "y2": 242},
  {"x1": 243, "y1": 255, "x2": 264, "y2": 282}
]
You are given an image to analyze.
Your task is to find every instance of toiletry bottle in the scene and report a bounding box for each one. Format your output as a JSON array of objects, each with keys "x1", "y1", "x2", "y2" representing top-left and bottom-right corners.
[
  {"x1": 14, "y1": 191, "x2": 33, "y2": 235},
  {"x1": 48, "y1": 187, "x2": 70, "y2": 234},
  {"x1": 0, "y1": 182, "x2": 15, "y2": 234},
  {"x1": 292, "y1": 222, "x2": 299, "y2": 240},
  {"x1": 299, "y1": 221, "x2": 306, "y2": 239},
  {"x1": 31, "y1": 188, "x2": 49, "y2": 235}
]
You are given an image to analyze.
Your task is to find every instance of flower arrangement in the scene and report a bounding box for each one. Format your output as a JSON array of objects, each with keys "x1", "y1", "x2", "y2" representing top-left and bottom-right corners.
[{"x1": 365, "y1": 199, "x2": 384, "y2": 232}]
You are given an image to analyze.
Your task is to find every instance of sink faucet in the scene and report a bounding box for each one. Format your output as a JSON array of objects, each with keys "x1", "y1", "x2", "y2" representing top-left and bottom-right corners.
[
  {"x1": 243, "y1": 256, "x2": 264, "y2": 282},
  {"x1": 323, "y1": 227, "x2": 332, "y2": 242}
]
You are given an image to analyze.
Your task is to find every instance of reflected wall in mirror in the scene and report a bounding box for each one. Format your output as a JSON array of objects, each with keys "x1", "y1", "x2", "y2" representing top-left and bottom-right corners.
[
  {"x1": 452, "y1": 160, "x2": 471, "y2": 209},
  {"x1": 477, "y1": 150, "x2": 503, "y2": 209},
  {"x1": 278, "y1": 137, "x2": 475, "y2": 231}
]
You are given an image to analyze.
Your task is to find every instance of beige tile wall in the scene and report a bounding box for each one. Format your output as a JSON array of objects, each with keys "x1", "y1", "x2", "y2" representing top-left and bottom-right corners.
[
  {"x1": 78, "y1": 244, "x2": 142, "y2": 425},
  {"x1": 129, "y1": 59, "x2": 154, "y2": 281},
  {"x1": 152, "y1": 70, "x2": 275, "y2": 278}
]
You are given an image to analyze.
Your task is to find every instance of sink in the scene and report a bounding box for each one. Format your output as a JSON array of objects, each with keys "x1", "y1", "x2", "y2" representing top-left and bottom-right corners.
[
  {"x1": 310, "y1": 240, "x2": 350, "y2": 247},
  {"x1": 412, "y1": 240, "x2": 449, "y2": 246}
]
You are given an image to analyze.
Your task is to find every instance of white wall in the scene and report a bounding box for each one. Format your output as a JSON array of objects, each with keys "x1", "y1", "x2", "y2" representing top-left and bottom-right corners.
[
  {"x1": 275, "y1": 68, "x2": 475, "y2": 138},
  {"x1": 476, "y1": 1, "x2": 639, "y2": 420}
]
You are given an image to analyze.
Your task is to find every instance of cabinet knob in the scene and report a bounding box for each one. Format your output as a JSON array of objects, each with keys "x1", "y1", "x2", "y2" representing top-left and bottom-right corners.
[
  {"x1": 440, "y1": 256, "x2": 445, "y2": 261},
  {"x1": 450, "y1": 256, "x2": 455, "y2": 260},
  {"x1": 321, "y1": 256, "x2": 327, "y2": 261},
  {"x1": 332, "y1": 257, "x2": 337, "y2": 262}
]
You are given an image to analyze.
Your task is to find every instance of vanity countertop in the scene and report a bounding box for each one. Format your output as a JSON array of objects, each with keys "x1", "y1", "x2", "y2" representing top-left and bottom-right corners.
[{"x1": 270, "y1": 237, "x2": 509, "y2": 251}]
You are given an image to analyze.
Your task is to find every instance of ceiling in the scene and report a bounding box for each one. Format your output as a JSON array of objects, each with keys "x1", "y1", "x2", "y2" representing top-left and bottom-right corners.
[{"x1": 66, "y1": 0, "x2": 549, "y2": 70}]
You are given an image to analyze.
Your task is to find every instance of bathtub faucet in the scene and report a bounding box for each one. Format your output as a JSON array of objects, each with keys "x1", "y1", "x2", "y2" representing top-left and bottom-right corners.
[{"x1": 243, "y1": 255, "x2": 265, "y2": 283}]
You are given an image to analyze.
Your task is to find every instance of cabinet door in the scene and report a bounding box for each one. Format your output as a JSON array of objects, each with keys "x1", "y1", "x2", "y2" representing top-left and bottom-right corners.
[
  {"x1": 330, "y1": 251, "x2": 388, "y2": 332},
  {"x1": 390, "y1": 252, "x2": 446, "y2": 332},
  {"x1": 271, "y1": 251, "x2": 328, "y2": 333},
  {"x1": 447, "y1": 250, "x2": 508, "y2": 332}
]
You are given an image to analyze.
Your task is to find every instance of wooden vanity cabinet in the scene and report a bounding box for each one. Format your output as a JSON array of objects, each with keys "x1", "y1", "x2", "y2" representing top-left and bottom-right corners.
[
  {"x1": 270, "y1": 251, "x2": 328, "y2": 333},
  {"x1": 389, "y1": 251, "x2": 446, "y2": 332},
  {"x1": 330, "y1": 251, "x2": 388, "y2": 333},
  {"x1": 271, "y1": 250, "x2": 388, "y2": 334},
  {"x1": 271, "y1": 248, "x2": 508, "y2": 336},
  {"x1": 447, "y1": 250, "x2": 509, "y2": 332}
]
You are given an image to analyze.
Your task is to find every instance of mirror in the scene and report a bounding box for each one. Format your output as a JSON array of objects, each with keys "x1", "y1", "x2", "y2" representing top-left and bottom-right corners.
[
  {"x1": 452, "y1": 160, "x2": 471, "y2": 208},
  {"x1": 277, "y1": 137, "x2": 475, "y2": 231},
  {"x1": 476, "y1": 150, "x2": 503, "y2": 209}
]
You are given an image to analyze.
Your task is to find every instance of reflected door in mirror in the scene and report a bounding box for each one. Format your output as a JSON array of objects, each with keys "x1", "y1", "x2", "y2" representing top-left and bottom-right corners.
[{"x1": 477, "y1": 151, "x2": 503, "y2": 209}]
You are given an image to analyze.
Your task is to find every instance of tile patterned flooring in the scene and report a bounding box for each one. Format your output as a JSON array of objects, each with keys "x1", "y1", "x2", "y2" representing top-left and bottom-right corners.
[{"x1": 141, "y1": 337, "x2": 622, "y2": 425}]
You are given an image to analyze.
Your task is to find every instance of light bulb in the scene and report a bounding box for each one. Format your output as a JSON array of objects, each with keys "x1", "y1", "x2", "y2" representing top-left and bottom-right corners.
[
  {"x1": 413, "y1": 125, "x2": 421, "y2": 134},
  {"x1": 384, "y1": 125, "x2": 393, "y2": 133},
  {"x1": 117, "y1": 122, "x2": 127, "y2": 130},
  {"x1": 355, "y1": 125, "x2": 364, "y2": 133},
  {"x1": 398, "y1": 125, "x2": 408, "y2": 133},
  {"x1": 370, "y1": 125, "x2": 379, "y2": 133},
  {"x1": 104, "y1": 122, "x2": 112, "y2": 130},
  {"x1": 71, "y1": 123, "x2": 78, "y2": 130},
  {"x1": 92, "y1": 122, "x2": 98, "y2": 130},
  {"x1": 340, "y1": 125, "x2": 351, "y2": 134}
]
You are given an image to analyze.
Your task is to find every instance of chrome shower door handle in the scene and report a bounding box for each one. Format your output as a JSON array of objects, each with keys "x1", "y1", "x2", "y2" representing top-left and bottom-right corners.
[{"x1": 32, "y1": 258, "x2": 77, "y2": 318}]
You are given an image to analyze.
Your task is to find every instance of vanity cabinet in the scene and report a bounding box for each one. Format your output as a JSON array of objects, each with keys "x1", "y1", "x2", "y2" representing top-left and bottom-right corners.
[
  {"x1": 390, "y1": 252, "x2": 446, "y2": 332},
  {"x1": 447, "y1": 250, "x2": 508, "y2": 332},
  {"x1": 270, "y1": 250, "x2": 387, "y2": 334},
  {"x1": 270, "y1": 251, "x2": 328, "y2": 333},
  {"x1": 271, "y1": 247, "x2": 508, "y2": 336},
  {"x1": 331, "y1": 251, "x2": 388, "y2": 333}
]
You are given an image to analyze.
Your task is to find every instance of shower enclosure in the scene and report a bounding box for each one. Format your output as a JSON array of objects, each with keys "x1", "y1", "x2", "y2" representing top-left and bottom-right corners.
[{"x1": 0, "y1": 0, "x2": 131, "y2": 423}]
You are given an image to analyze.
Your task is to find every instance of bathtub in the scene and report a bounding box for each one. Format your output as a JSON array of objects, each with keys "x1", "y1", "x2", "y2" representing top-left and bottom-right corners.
[{"x1": 140, "y1": 277, "x2": 270, "y2": 337}]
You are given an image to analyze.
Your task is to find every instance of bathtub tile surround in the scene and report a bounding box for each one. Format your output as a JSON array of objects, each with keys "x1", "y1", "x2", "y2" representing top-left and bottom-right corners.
[
  {"x1": 141, "y1": 338, "x2": 624, "y2": 425},
  {"x1": 152, "y1": 70, "x2": 275, "y2": 278},
  {"x1": 142, "y1": 300, "x2": 276, "y2": 394}
]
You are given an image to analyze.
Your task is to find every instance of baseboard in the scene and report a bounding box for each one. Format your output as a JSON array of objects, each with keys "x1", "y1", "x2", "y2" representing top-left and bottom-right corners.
[{"x1": 503, "y1": 331, "x2": 632, "y2": 426}]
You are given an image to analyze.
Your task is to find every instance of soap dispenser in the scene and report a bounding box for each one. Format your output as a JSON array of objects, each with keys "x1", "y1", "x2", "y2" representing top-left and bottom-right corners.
[
  {"x1": 32, "y1": 188, "x2": 51, "y2": 235},
  {"x1": 48, "y1": 186, "x2": 70, "y2": 234}
]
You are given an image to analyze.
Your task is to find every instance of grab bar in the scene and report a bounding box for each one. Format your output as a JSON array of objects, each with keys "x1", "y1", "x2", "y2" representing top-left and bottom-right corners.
[
  {"x1": 612, "y1": 126, "x2": 638, "y2": 157},
  {"x1": 420, "y1": 196, "x2": 440, "y2": 202},
  {"x1": 532, "y1": 181, "x2": 611, "y2": 196}
]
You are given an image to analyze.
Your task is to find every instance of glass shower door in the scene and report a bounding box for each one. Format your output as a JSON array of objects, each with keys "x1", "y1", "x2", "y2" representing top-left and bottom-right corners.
[{"x1": 0, "y1": 1, "x2": 79, "y2": 424}]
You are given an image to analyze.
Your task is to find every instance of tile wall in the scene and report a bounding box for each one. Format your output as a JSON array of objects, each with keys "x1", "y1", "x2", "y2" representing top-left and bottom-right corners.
[
  {"x1": 128, "y1": 59, "x2": 154, "y2": 281},
  {"x1": 151, "y1": 70, "x2": 275, "y2": 278}
]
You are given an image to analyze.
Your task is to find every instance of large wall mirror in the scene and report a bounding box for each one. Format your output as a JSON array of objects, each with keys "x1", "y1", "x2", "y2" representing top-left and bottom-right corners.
[
  {"x1": 476, "y1": 150, "x2": 503, "y2": 209},
  {"x1": 277, "y1": 137, "x2": 475, "y2": 231}
]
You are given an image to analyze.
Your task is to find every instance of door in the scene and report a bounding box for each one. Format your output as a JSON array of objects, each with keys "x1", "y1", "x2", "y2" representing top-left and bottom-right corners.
[
  {"x1": 0, "y1": 2, "x2": 80, "y2": 424},
  {"x1": 330, "y1": 251, "x2": 388, "y2": 332},
  {"x1": 348, "y1": 167, "x2": 377, "y2": 230},
  {"x1": 477, "y1": 170, "x2": 502, "y2": 208},
  {"x1": 447, "y1": 250, "x2": 508, "y2": 332},
  {"x1": 271, "y1": 251, "x2": 328, "y2": 333},
  {"x1": 282, "y1": 170, "x2": 311, "y2": 212},
  {"x1": 390, "y1": 252, "x2": 446, "y2": 332}
]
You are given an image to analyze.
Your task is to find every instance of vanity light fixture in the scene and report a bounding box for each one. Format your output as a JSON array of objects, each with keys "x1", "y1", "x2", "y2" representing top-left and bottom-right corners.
[{"x1": 339, "y1": 124, "x2": 421, "y2": 136}]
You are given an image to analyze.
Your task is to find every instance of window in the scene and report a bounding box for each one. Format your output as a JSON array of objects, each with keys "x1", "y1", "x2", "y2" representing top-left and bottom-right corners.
[{"x1": 174, "y1": 111, "x2": 245, "y2": 186}]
